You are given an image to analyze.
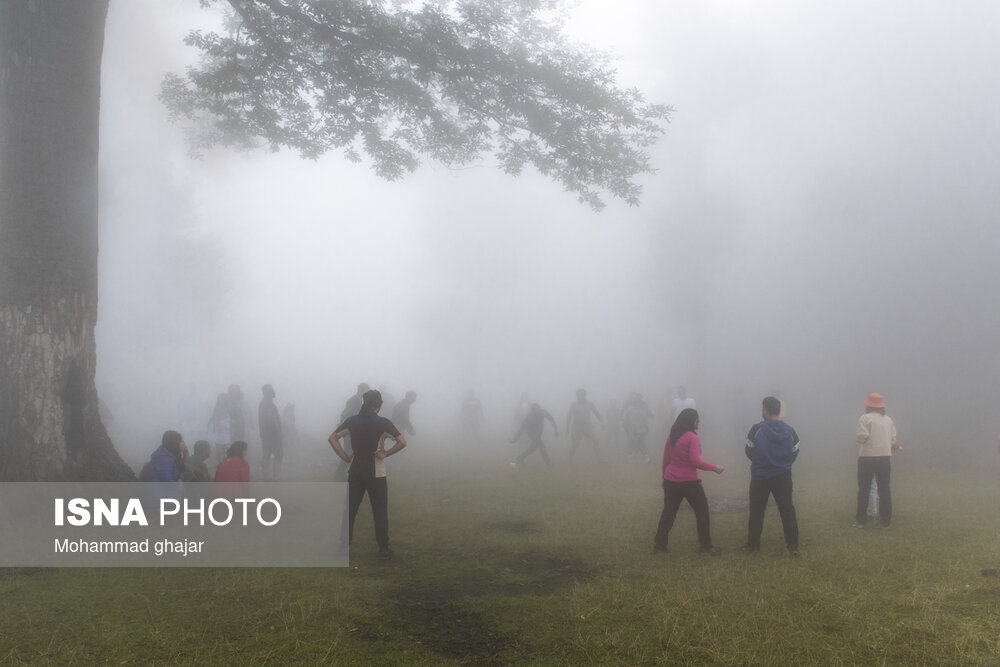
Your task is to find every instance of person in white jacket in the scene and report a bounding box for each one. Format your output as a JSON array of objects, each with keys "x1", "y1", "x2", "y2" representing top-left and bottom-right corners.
[{"x1": 854, "y1": 393, "x2": 902, "y2": 527}]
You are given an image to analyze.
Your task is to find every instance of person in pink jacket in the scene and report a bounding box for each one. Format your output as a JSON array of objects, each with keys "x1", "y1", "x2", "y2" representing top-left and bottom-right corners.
[{"x1": 653, "y1": 408, "x2": 724, "y2": 555}]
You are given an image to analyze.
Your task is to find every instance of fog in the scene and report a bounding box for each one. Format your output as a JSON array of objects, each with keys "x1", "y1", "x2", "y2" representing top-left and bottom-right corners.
[{"x1": 95, "y1": 1, "x2": 1000, "y2": 471}]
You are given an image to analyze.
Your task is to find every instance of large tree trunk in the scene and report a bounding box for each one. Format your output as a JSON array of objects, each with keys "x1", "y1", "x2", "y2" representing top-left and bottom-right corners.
[{"x1": 0, "y1": 0, "x2": 133, "y2": 481}]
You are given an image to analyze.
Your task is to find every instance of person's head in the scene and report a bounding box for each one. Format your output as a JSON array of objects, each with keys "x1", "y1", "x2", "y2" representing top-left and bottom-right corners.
[
  {"x1": 356, "y1": 382, "x2": 370, "y2": 396},
  {"x1": 161, "y1": 430, "x2": 183, "y2": 457},
  {"x1": 361, "y1": 389, "x2": 383, "y2": 415},
  {"x1": 405, "y1": 390, "x2": 417, "y2": 402},
  {"x1": 262, "y1": 384, "x2": 275, "y2": 399},
  {"x1": 863, "y1": 392, "x2": 886, "y2": 415},
  {"x1": 227, "y1": 441, "x2": 248, "y2": 459},
  {"x1": 668, "y1": 408, "x2": 699, "y2": 447},
  {"x1": 677, "y1": 386, "x2": 687, "y2": 399},
  {"x1": 193, "y1": 440, "x2": 211, "y2": 460},
  {"x1": 576, "y1": 388, "x2": 587, "y2": 401},
  {"x1": 762, "y1": 396, "x2": 782, "y2": 418}
]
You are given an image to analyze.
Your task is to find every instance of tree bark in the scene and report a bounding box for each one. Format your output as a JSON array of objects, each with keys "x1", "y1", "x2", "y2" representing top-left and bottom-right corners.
[{"x1": 0, "y1": 0, "x2": 133, "y2": 480}]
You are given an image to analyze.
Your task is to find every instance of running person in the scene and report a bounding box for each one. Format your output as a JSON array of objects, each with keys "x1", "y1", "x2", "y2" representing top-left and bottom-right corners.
[{"x1": 510, "y1": 403, "x2": 559, "y2": 468}]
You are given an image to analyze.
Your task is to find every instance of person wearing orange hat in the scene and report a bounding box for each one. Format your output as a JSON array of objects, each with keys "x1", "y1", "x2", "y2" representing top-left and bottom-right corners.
[{"x1": 854, "y1": 393, "x2": 901, "y2": 528}]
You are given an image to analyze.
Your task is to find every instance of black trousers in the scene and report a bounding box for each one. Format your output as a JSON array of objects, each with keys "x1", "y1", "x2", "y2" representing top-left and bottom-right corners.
[
  {"x1": 516, "y1": 437, "x2": 552, "y2": 466},
  {"x1": 856, "y1": 456, "x2": 892, "y2": 526},
  {"x1": 747, "y1": 470, "x2": 798, "y2": 550},
  {"x1": 348, "y1": 477, "x2": 389, "y2": 549},
  {"x1": 654, "y1": 480, "x2": 713, "y2": 550}
]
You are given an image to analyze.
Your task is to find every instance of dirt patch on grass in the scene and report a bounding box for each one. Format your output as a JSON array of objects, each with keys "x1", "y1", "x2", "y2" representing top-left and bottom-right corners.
[
  {"x1": 497, "y1": 549, "x2": 593, "y2": 595},
  {"x1": 356, "y1": 549, "x2": 592, "y2": 663}
]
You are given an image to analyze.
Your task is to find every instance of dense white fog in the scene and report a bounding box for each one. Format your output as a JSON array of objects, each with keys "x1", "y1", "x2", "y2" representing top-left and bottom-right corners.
[{"x1": 94, "y1": 1, "x2": 1000, "y2": 469}]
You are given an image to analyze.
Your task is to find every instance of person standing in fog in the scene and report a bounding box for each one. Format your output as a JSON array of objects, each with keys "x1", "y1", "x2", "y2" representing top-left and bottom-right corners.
[
  {"x1": 227, "y1": 384, "x2": 249, "y2": 444},
  {"x1": 207, "y1": 393, "x2": 231, "y2": 464},
  {"x1": 510, "y1": 403, "x2": 558, "y2": 468},
  {"x1": 854, "y1": 393, "x2": 901, "y2": 528},
  {"x1": 670, "y1": 386, "x2": 696, "y2": 423},
  {"x1": 566, "y1": 388, "x2": 604, "y2": 463},
  {"x1": 653, "y1": 408, "x2": 724, "y2": 555},
  {"x1": 258, "y1": 384, "x2": 283, "y2": 481},
  {"x1": 742, "y1": 396, "x2": 801, "y2": 556},
  {"x1": 329, "y1": 390, "x2": 407, "y2": 560},
  {"x1": 341, "y1": 383, "x2": 371, "y2": 423},
  {"x1": 391, "y1": 390, "x2": 417, "y2": 436},
  {"x1": 622, "y1": 392, "x2": 654, "y2": 464},
  {"x1": 461, "y1": 391, "x2": 485, "y2": 440}
]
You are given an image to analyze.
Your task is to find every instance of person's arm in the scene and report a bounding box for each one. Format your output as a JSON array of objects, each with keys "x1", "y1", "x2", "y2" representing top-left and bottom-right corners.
[
  {"x1": 592, "y1": 404, "x2": 605, "y2": 429},
  {"x1": 890, "y1": 420, "x2": 901, "y2": 452},
  {"x1": 745, "y1": 424, "x2": 759, "y2": 461},
  {"x1": 545, "y1": 412, "x2": 559, "y2": 438},
  {"x1": 789, "y1": 429, "x2": 800, "y2": 464},
  {"x1": 688, "y1": 434, "x2": 724, "y2": 473},
  {"x1": 328, "y1": 428, "x2": 353, "y2": 463},
  {"x1": 377, "y1": 432, "x2": 407, "y2": 459},
  {"x1": 856, "y1": 415, "x2": 870, "y2": 444}
]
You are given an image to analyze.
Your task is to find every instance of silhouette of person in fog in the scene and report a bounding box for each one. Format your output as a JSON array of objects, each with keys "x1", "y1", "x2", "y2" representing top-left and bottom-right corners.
[
  {"x1": 461, "y1": 391, "x2": 485, "y2": 440},
  {"x1": 510, "y1": 403, "x2": 559, "y2": 468},
  {"x1": 622, "y1": 392, "x2": 654, "y2": 464},
  {"x1": 391, "y1": 390, "x2": 417, "y2": 436},
  {"x1": 566, "y1": 389, "x2": 604, "y2": 463},
  {"x1": 341, "y1": 383, "x2": 371, "y2": 423},
  {"x1": 259, "y1": 384, "x2": 283, "y2": 481}
]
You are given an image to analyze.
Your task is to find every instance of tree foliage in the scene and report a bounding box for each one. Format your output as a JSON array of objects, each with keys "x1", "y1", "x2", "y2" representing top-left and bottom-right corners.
[{"x1": 160, "y1": 0, "x2": 670, "y2": 209}]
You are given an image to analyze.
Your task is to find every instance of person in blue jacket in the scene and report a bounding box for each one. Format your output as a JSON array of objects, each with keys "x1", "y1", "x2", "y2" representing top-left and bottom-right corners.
[
  {"x1": 741, "y1": 396, "x2": 800, "y2": 556},
  {"x1": 143, "y1": 430, "x2": 188, "y2": 482}
]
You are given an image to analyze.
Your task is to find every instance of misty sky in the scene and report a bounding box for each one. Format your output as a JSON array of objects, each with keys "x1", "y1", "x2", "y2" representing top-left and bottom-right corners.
[{"x1": 94, "y1": 1, "x2": 1000, "y2": 460}]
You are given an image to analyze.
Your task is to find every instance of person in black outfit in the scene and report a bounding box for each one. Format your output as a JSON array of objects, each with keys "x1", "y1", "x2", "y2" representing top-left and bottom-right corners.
[
  {"x1": 510, "y1": 403, "x2": 559, "y2": 468},
  {"x1": 258, "y1": 384, "x2": 283, "y2": 481},
  {"x1": 742, "y1": 396, "x2": 801, "y2": 556},
  {"x1": 329, "y1": 390, "x2": 407, "y2": 559},
  {"x1": 391, "y1": 390, "x2": 417, "y2": 436}
]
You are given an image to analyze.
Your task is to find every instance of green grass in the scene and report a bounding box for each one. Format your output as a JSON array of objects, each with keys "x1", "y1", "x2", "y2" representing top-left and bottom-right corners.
[{"x1": 2, "y1": 447, "x2": 1000, "y2": 665}]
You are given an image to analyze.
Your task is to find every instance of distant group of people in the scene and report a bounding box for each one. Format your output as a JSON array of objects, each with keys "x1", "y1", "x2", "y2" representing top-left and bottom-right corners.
[
  {"x1": 143, "y1": 382, "x2": 901, "y2": 562},
  {"x1": 651, "y1": 392, "x2": 900, "y2": 557},
  {"x1": 203, "y1": 383, "x2": 293, "y2": 481},
  {"x1": 508, "y1": 387, "x2": 695, "y2": 468}
]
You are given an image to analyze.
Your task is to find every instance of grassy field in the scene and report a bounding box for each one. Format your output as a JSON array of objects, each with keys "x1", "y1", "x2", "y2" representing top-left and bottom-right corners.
[{"x1": 2, "y1": 444, "x2": 1000, "y2": 665}]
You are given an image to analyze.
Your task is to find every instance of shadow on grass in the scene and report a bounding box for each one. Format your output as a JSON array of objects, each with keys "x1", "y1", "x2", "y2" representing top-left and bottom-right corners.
[{"x1": 356, "y1": 548, "x2": 592, "y2": 663}]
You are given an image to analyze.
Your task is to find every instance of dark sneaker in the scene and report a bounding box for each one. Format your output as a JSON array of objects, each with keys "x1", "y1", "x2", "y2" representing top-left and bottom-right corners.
[
  {"x1": 652, "y1": 545, "x2": 667, "y2": 555},
  {"x1": 377, "y1": 548, "x2": 395, "y2": 560},
  {"x1": 737, "y1": 545, "x2": 759, "y2": 554},
  {"x1": 699, "y1": 546, "x2": 722, "y2": 556},
  {"x1": 788, "y1": 549, "x2": 800, "y2": 558}
]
